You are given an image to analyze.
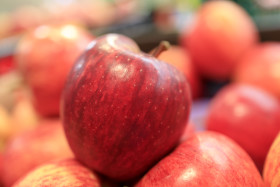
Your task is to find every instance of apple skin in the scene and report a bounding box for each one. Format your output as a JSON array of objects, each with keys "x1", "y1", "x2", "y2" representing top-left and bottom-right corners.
[
  {"x1": 158, "y1": 46, "x2": 202, "y2": 99},
  {"x1": 61, "y1": 34, "x2": 192, "y2": 182},
  {"x1": 15, "y1": 24, "x2": 94, "y2": 117},
  {"x1": 1, "y1": 119, "x2": 74, "y2": 187},
  {"x1": 13, "y1": 159, "x2": 102, "y2": 187},
  {"x1": 263, "y1": 133, "x2": 280, "y2": 186},
  {"x1": 135, "y1": 131, "x2": 264, "y2": 187},
  {"x1": 234, "y1": 42, "x2": 280, "y2": 100},
  {"x1": 206, "y1": 84, "x2": 280, "y2": 171},
  {"x1": 181, "y1": 0, "x2": 258, "y2": 80}
]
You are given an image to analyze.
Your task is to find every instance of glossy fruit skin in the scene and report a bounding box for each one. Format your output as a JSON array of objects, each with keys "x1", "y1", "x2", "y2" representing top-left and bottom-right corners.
[
  {"x1": 182, "y1": 0, "x2": 258, "y2": 80},
  {"x1": 16, "y1": 24, "x2": 94, "y2": 117},
  {"x1": 13, "y1": 159, "x2": 102, "y2": 187},
  {"x1": 206, "y1": 84, "x2": 280, "y2": 171},
  {"x1": 1, "y1": 119, "x2": 73, "y2": 187},
  {"x1": 61, "y1": 34, "x2": 192, "y2": 182},
  {"x1": 136, "y1": 131, "x2": 264, "y2": 187},
  {"x1": 263, "y1": 133, "x2": 280, "y2": 186},
  {"x1": 158, "y1": 46, "x2": 202, "y2": 99},
  {"x1": 234, "y1": 42, "x2": 280, "y2": 100}
]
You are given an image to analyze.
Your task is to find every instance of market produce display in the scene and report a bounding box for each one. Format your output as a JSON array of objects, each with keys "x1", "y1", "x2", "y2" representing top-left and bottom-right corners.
[{"x1": 0, "y1": 0, "x2": 279, "y2": 186}]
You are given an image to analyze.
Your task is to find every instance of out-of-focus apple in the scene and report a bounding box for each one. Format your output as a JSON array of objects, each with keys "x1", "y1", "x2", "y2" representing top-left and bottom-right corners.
[
  {"x1": 158, "y1": 45, "x2": 202, "y2": 99},
  {"x1": 16, "y1": 24, "x2": 94, "y2": 117},
  {"x1": 1, "y1": 119, "x2": 73, "y2": 187},
  {"x1": 206, "y1": 84, "x2": 280, "y2": 171},
  {"x1": 13, "y1": 159, "x2": 102, "y2": 187},
  {"x1": 181, "y1": 0, "x2": 258, "y2": 80},
  {"x1": 263, "y1": 132, "x2": 280, "y2": 186},
  {"x1": 136, "y1": 131, "x2": 264, "y2": 187},
  {"x1": 234, "y1": 42, "x2": 280, "y2": 100},
  {"x1": 61, "y1": 34, "x2": 192, "y2": 182}
]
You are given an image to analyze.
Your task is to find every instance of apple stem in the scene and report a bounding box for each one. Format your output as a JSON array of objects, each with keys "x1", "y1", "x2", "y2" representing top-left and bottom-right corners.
[{"x1": 149, "y1": 41, "x2": 170, "y2": 57}]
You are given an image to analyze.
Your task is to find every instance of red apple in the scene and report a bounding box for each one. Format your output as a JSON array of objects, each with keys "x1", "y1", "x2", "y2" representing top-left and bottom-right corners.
[
  {"x1": 181, "y1": 0, "x2": 258, "y2": 80},
  {"x1": 263, "y1": 132, "x2": 280, "y2": 186},
  {"x1": 61, "y1": 34, "x2": 192, "y2": 182},
  {"x1": 1, "y1": 119, "x2": 73, "y2": 187},
  {"x1": 206, "y1": 84, "x2": 280, "y2": 171},
  {"x1": 15, "y1": 24, "x2": 94, "y2": 117},
  {"x1": 13, "y1": 159, "x2": 102, "y2": 187},
  {"x1": 234, "y1": 42, "x2": 280, "y2": 100},
  {"x1": 136, "y1": 131, "x2": 264, "y2": 186},
  {"x1": 158, "y1": 45, "x2": 202, "y2": 99}
]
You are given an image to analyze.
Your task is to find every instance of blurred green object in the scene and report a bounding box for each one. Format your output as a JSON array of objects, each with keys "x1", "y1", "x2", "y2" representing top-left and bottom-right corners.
[
  {"x1": 234, "y1": 0, "x2": 280, "y2": 31},
  {"x1": 201, "y1": 0, "x2": 280, "y2": 31}
]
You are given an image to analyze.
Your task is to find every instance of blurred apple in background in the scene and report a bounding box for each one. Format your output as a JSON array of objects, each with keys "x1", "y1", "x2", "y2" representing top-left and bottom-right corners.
[
  {"x1": 181, "y1": 0, "x2": 258, "y2": 81},
  {"x1": 158, "y1": 45, "x2": 202, "y2": 99},
  {"x1": 263, "y1": 132, "x2": 280, "y2": 187},
  {"x1": 136, "y1": 132, "x2": 264, "y2": 187},
  {"x1": 206, "y1": 84, "x2": 280, "y2": 171},
  {"x1": 1, "y1": 119, "x2": 73, "y2": 187},
  {"x1": 13, "y1": 159, "x2": 102, "y2": 187},
  {"x1": 15, "y1": 24, "x2": 94, "y2": 117},
  {"x1": 234, "y1": 43, "x2": 280, "y2": 100}
]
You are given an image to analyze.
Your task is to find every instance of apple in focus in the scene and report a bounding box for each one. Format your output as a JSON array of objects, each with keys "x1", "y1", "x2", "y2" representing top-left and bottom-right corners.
[
  {"x1": 15, "y1": 24, "x2": 94, "y2": 117},
  {"x1": 136, "y1": 131, "x2": 264, "y2": 187},
  {"x1": 61, "y1": 34, "x2": 192, "y2": 182},
  {"x1": 206, "y1": 84, "x2": 280, "y2": 171},
  {"x1": 1, "y1": 119, "x2": 73, "y2": 187},
  {"x1": 263, "y1": 132, "x2": 280, "y2": 186},
  {"x1": 13, "y1": 159, "x2": 102, "y2": 187},
  {"x1": 158, "y1": 45, "x2": 202, "y2": 99},
  {"x1": 234, "y1": 42, "x2": 280, "y2": 100},
  {"x1": 181, "y1": 0, "x2": 258, "y2": 80}
]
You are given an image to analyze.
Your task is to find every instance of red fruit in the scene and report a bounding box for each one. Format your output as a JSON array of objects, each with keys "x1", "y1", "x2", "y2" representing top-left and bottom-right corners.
[
  {"x1": 182, "y1": 0, "x2": 258, "y2": 80},
  {"x1": 234, "y1": 42, "x2": 280, "y2": 100},
  {"x1": 158, "y1": 45, "x2": 202, "y2": 99},
  {"x1": 263, "y1": 133, "x2": 280, "y2": 186},
  {"x1": 136, "y1": 131, "x2": 264, "y2": 187},
  {"x1": 61, "y1": 34, "x2": 192, "y2": 182},
  {"x1": 206, "y1": 84, "x2": 280, "y2": 171},
  {"x1": 15, "y1": 24, "x2": 94, "y2": 117},
  {"x1": 13, "y1": 159, "x2": 102, "y2": 187},
  {"x1": 1, "y1": 119, "x2": 73, "y2": 186}
]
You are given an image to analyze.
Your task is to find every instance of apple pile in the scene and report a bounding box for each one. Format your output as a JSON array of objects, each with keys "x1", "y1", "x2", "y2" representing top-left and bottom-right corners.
[
  {"x1": 1, "y1": 0, "x2": 280, "y2": 186},
  {"x1": 15, "y1": 23, "x2": 94, "y2": 117}
]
